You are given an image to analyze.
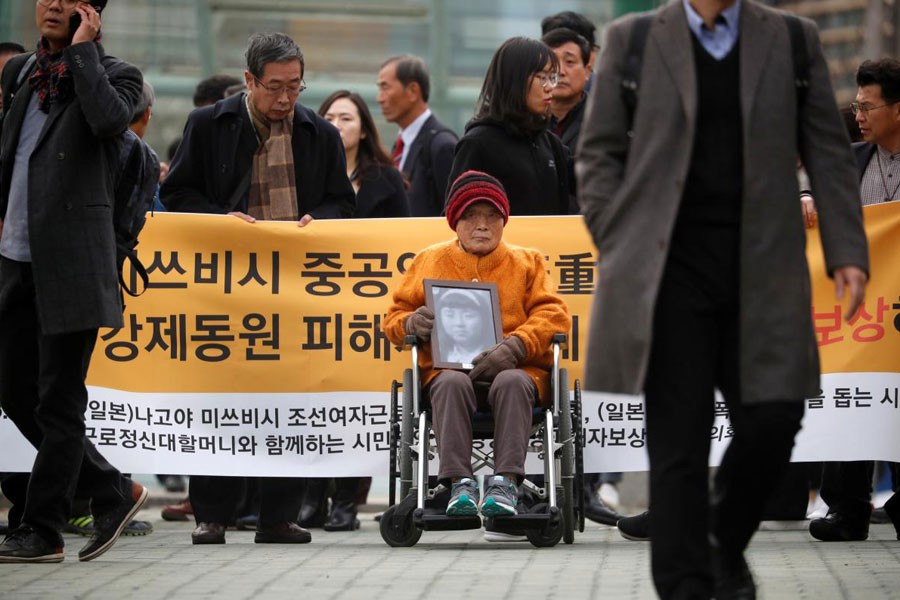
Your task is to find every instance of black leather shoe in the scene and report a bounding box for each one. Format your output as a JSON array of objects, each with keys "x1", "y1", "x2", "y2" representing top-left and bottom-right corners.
[
  {"x1": 255, "y1": 521, "x2": 312, "y2": 544},
  {"x1": 323, "y1": 502, "x2": 360, "y2": 532},
  {"x1": 0, "y1": 526, "x2": 64, "y2": 563},
  {"x1": 870, "y1": 506, "x2": 890, "y2": 524},
  {"x1": 191, "y1": 522, "x2": 226, "y2": 544},
  {"x1": 79, "y1": 482, "x2": 149, "y2": 561},
  {"x1": 617, "y1": 510, "x2": 650, "y2": 541},
  {"x1": 299, "y1": 480, "x2": 329, "y2": 528},
  {"x1": 299, "y1": 501, "x2": 327, "y2": 528},
  {"x1": 809, "y1": 512, "x2": 869, "y2": 541},
  {"x1": 712, "y1": 548, "x2": 756, "y2": 600},
  {"x1": 884, "y1": 494, "x2": 900, "y2": 540},
  {"x1": 584, "y1": 496, "x2": 624, "y2": 526}
]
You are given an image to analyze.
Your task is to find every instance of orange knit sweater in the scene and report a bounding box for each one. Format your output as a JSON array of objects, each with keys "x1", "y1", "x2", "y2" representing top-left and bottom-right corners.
[{"x1": 383, "y1": 238, "x2": 571, "y2": 406}]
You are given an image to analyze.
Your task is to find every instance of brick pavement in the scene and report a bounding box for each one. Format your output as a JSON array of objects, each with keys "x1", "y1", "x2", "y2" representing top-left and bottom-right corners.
[{"x1": 0, "y1": 506, "x2": 898, "y2": 600}]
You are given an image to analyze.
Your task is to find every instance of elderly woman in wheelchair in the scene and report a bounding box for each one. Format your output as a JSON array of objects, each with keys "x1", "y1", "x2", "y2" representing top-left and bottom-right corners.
[{"x1": 383, "y1": 170, "x2": 571, "y2": 520}]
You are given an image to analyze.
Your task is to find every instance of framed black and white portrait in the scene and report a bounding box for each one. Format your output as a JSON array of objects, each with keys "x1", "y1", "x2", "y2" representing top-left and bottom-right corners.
[{"x1": 424, "y1": 279, "x2": 502, "y2": 370}]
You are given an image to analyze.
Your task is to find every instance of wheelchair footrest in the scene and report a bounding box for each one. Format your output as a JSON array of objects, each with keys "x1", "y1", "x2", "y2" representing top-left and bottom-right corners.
[
  {"x1": 488, "y1": 507, "x2": 560, "y2": 532},
  {"x1": 413, "y1": 509, "x2": 482, "y2": 531}
]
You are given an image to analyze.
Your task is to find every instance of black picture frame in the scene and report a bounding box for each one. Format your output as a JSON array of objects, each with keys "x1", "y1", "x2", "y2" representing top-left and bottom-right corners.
[{"x1": 424, "y1": 279, "x2": 503, "y2": 370}]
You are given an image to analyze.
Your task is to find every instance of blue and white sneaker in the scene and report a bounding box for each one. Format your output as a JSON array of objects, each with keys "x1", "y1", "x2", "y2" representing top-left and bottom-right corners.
[
  {"x1": 446, "y1": 478, "x2": 480, "y2": 516},
  {"x1": 480, "y1": 475, "x2": 518, "y2": 517}
]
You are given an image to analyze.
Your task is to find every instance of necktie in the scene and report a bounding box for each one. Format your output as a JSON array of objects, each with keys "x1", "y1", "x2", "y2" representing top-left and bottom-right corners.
[{"x1": 391, "y1": 135, "x2": 404, "y2": 168}]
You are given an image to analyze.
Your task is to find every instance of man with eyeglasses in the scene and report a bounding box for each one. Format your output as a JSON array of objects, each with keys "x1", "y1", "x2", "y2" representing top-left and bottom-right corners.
[
  {"x1": 807, "y1": 58, "x2": 900, "y2": 545},
  {"x1": 161, "y1": 31, "x2": 354, "y2": 546},
  {"x1": 577, "y1": 0, "x2": 869, "y2": 597},
  {"x1": 0, "y1": 0, "x2": 149, "y2": 563}
]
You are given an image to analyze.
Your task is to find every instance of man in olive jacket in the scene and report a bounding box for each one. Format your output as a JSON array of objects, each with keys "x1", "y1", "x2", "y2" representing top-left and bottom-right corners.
[
  {"x1": 0, "y1": 0, "x2": 148, "y2": 564},
  {"x1": 577, "y1": 0, "x2": 869, "y2": 597}
]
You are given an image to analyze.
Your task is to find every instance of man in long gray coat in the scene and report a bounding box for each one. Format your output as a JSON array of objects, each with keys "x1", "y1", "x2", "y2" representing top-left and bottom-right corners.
[
  {"x1": 0, "y1": 0, "x2": 148, "y2": 563},
  {"x1": 576, "y1": 0, "x2": 868, "y2": 597}
]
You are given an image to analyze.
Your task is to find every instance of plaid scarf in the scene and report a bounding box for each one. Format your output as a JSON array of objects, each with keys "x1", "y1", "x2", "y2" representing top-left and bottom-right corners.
[
  {"x1": 29, "y1": 38, "x2": 74, "y2": 113},
  {"x1": 246, "y1": 93, "x2": 299, "y2": 221}
]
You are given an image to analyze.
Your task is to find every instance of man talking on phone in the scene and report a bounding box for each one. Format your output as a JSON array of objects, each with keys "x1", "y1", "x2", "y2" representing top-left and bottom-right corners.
[{"x1": 0, "y1": 0, "x2": 147, "y2": 563}]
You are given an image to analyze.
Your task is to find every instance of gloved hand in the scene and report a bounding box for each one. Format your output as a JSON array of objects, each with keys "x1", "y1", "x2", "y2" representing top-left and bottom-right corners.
[
  {"x1": 404, "y1": 306, "x2": 435, "y2": 341},
  {"x1": 468, "y1": 336, "x2": 526, "y2": 383}
]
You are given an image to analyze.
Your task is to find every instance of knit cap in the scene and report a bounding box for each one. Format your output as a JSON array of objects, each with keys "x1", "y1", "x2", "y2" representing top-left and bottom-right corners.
[{"x1": 445, "y1": 170, "x2": 510, "y2": 231}]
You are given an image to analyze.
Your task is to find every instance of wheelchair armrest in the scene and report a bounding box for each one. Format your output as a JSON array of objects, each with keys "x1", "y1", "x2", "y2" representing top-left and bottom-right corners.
[{"x1": 551, "y1": 332, "x2": 568, "y2": 349}]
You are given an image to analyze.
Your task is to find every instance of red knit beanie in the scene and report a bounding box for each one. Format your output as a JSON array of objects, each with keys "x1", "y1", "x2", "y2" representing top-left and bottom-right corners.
[{"x1": 445, "y1": 170, "x2": 510, "y2": 231}]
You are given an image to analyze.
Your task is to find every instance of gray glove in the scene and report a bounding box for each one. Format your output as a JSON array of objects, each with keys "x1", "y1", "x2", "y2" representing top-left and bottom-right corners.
[
  {"x1": 468, "y1": 336, "x2": 526, "y2": 383},
  {"x1": 404, "y1": 306, "x2": 435, "y2": 341}
]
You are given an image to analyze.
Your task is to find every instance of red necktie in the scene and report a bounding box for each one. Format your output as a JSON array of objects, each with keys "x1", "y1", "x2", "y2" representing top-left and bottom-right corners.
[{"x1": 391, "y1": 135, "x2": 404, "y2": 168}]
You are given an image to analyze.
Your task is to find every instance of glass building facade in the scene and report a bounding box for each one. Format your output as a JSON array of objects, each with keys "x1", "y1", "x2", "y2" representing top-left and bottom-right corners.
[
  {"x1": 1, "y1": 0, "x2": 892, "y2": 157},
  {"x1": 1, "y1": 1, "x2": 621, "y2": 157}
]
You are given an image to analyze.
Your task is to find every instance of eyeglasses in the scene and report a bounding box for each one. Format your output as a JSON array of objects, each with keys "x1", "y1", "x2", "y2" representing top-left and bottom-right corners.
[
  {"x1": 534, "y1": 71, "x2": 560, "y2": 88},
  {"x1": 850, "y1": 101, "x2": 898, "y2": 116},
  {"x1": 253, "y1": 77, "x2": 306, "y2": 96},
  {"x1": 37, "y1": 0, "x2": 90, "y2": 8}
]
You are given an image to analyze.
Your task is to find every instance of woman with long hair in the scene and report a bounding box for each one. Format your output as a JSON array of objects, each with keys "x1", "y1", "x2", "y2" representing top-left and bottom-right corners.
[
  {"x1": 447, "y1": 37, "x2": 574, "y2": 215},
  {"x1": 306, "y1": 91, "x2": 408, "y2": 533},
  {"x1": 319, "y1": 90, "x2": 409, "y2": 218}
]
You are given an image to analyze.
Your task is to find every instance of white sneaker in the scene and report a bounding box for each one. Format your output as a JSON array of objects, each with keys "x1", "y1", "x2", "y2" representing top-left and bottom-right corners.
[
  {"x1": 483, "y1": 527, "x2": 527, "y2": 542},
  {"x1": 598, "y1": 483, "x2": 620, "y2": 511}
]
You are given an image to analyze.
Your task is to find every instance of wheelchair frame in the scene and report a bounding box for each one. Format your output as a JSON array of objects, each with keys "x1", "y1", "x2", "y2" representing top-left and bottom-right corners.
[{"x1": 380, "y1": 333, "x2": 584, "y2": 548}]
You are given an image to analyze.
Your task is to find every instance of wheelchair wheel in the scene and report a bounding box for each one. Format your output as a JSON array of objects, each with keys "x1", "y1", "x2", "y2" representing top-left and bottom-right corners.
[
  {"x1": 558, "y1": 369, "x2": 575, "y2": 545},
  {"x1": 388, "y1": 379, "x2": 400, "y2": 507},
  {"x1": 525, "y1": 494, "x2": 564, "y2": 548},
  {"x1": 379, "y1": 505, "x2": 422, "y2": 547},
  {"x1": 400, "y1": 369, "x2": 415, "y2": 499},
  {"x1": 573, "y1": 378, "x2": 585, "y2": 533}
]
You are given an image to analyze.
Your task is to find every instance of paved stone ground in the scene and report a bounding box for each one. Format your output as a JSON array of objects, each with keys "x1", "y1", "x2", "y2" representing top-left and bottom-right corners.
[{"x1": 1, "y1": 503, "x2": 898, "y2": 600}]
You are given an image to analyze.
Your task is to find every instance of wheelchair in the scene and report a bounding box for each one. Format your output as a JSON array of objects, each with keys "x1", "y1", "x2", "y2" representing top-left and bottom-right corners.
[{"x1": 380, "y1": 333, "x2": 584, "y2": 547}]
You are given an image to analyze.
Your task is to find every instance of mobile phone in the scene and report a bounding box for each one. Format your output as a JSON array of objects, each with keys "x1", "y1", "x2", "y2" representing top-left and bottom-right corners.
[{"x1": 68, "y1": 12, "x2": 82, "y2": 41}]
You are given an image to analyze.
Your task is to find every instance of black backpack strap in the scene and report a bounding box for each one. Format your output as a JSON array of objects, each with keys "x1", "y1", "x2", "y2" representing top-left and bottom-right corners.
[
  {"x1": 417, "y1": 123, "x2": 457, "y2": 213},
  {"x1": 13, "y1": 53, "x2": 37, "y2": 89},
  {"x1": 621, "y1": 14, "x2": 653, "y2": 135},
  {"x1": 783, "y1": 13, "x2": 810, "y2": 110},
  {"x1": 1, "y1": 52, "x2": 36, "y2": 116},
  {"x1": 115, "y1": 135, "x2": 150, "y2": 298}
]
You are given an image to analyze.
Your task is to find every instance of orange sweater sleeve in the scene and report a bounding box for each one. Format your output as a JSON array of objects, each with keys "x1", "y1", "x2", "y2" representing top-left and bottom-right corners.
[
  {"x1": 509, "y1": 249, "x2": 572, "y2": 369},
  {"x1": 383, "y1": 245, "x2": 435, "y2": 347}
]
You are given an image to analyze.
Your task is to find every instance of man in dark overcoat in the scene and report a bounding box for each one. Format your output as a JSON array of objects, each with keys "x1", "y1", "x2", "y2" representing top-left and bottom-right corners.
[
  {"x1": 577, "y1": 0, "x2": 869, "y2": 597},
  {"x1": 161, "y1": 31, "x2": 355, "y2": 546}
]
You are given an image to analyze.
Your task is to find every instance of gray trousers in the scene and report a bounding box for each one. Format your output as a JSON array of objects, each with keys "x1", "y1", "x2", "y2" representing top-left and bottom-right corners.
[{"x1": 428, "y1": 369, "x2": 535, "y2": 483}]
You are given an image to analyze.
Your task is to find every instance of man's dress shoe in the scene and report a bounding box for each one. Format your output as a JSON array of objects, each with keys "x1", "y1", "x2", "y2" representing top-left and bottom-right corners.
[
  {"x1": 191, "y1": 522, "x2": 225, "y2": 545},
  {"x1": 809, "y1": 512, "x2": 869, "y2": 541},
  {"x1": 884, "y1": 494, "x2": 900, "y2": 540},
  {"x1": 323, "y1": 503, "x2": 360, "y2": 532},
  {"x1": 617, "y1": 510, "x2": 650, "y2": 541},
  {"x1": 584, "y1": 496, "x2": 624, "y2": 526},
  {"x1": 712, "y1": 548, "x2": 756, "y2": 600},
  {"x1": 255, "y1": 521, "x2": 312, "y2": 544}
]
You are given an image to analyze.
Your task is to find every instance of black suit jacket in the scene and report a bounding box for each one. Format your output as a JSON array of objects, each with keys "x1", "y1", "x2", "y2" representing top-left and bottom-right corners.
[
  {"x1": 0, "y1": 44, "x2": 142, "y2": 335},
  {"x1": 852, "y1": 141, "x2": 876, "y2": 180},
  {"x1": 161, "y1": 93, "x2": 355, "y2": 219},
  {"x1": 550, "y1": 94, "x2": 587, "y2": 154},
  {"x1": 400, "y1": 113, "x2": 457, "y2": 217},
  {"x1": 355, "y1": 164, "x2": 409, "y2": 218}
]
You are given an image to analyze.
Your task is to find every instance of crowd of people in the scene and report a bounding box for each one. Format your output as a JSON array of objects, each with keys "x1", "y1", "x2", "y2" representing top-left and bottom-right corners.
[{"x1": 0, "y1": 1, "x2": 897, "y2": 598}]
